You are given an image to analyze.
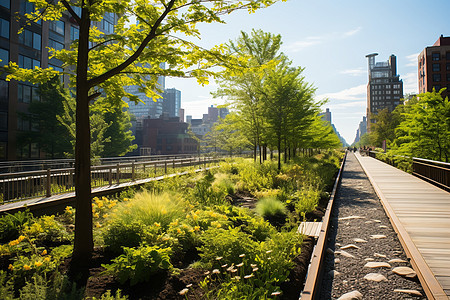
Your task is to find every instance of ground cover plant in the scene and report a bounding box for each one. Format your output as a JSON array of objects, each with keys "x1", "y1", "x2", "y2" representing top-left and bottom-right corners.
[{"x1": 0, "y1": 150, "x2": 342, "y2": 299}]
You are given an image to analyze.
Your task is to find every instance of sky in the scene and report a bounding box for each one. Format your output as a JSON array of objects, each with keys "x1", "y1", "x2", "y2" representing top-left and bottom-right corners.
[{"x1": 165, "y1": 0, "x2": 450, "y2": 145}]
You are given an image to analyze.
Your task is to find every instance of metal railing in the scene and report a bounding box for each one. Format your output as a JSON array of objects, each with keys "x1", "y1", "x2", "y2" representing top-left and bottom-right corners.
[
  {"x1": 0, "y1": 156, "x2": 221, "y2": 203},
  {"x1": 367, "y1": 150, "x2": 450, "y2": 191},
  {"x1": 0, "y1": 154, "x2": 198, "y2": 174}
]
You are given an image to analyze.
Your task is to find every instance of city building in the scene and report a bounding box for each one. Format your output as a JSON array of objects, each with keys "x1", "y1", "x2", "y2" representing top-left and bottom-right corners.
[
  {"x1": 162, "y1": 88, "x2": 181, "y2": 118},
  {"x1": 123, "y1": 66, "x2": 165, "y2": 119},
  {"x1": 141, "y1": 115, "x2": 197, "y2": 155},
  {"x1": 0, "y1": 1, "x2": 96, "y2": 160},
  {"x1": 365, "y1": 53, "x2": 403, "y2": 131},
  {"x1": 319, "y1": 108, "x2": 347, "y2": 147},
  {"x1": 418, "y1": 35, "x2": 450, "y2": 99},
  {"x1": 319, "y1": 108, "x2": 332, "y2": 123},
  {"x1": 353, "y1": 116, "x2": 367, "y2": 144}
]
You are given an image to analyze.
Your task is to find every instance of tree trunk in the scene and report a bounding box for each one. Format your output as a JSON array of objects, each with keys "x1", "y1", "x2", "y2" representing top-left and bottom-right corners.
[
  {"x1": 71, "y1": 6, "x2": 93, "y2": 275},
  {"x1": 277, "y1": 136, "x2": 281, "y2": 171}
]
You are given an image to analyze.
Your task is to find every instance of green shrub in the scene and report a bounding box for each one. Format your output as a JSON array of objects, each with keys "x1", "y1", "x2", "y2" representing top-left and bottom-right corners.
[
  {"x1": 23, "y1": 215, "x2": 72, "y2": 246},
  {"x1": 94, "y1": 290, "x2": 128, "y2": 300},
  {"x1": 103, "y1": 221, "x2": 146, "y2": 254},
  {"x1": 0, "y1": 210, "x2": 33, "y2": 243},
  {"x1": 214, "y1": 205, "x2": 275, "y2": 242},
  {"x1": 197, "y1": 227, "x2": 260, "y2": 270},
  {"x1": 191, "y1": 171, "x2": 229, "y2": 206},
  {"x1": 0, "y1": 270, "x2": 14, "y2": 300},
  {"x1": 293, "y1": 187, "x2": 321, "y2": 216},
  {"x1": 103, "y1": 245, "x2": 172, "y2": 286}
]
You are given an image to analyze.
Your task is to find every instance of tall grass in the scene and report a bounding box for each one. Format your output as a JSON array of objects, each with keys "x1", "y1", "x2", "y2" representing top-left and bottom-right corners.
[{"x1": 111, "y1": 191, "x2": 186, "y2": 229}]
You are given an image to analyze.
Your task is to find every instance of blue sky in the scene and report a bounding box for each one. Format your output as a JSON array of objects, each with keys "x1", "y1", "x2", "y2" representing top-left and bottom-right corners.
[{"x1": 165, "y1": 0, "x2": 450, "y2": 144}]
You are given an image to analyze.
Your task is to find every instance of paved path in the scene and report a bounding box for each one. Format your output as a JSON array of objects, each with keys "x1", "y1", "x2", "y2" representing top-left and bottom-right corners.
[
  {"x1": 319, "y1": 151, "x2": 425, "y2": 299},
  {"x1": 356, "y1": 152, "x2": 450, "y2": 300}
]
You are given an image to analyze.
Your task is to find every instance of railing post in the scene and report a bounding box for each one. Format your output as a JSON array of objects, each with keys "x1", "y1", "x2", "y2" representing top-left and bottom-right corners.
[
  {"x1": 116, "y1": 164, "x2": 120, "y2": 184},
  {"x1": 109, "y1": 167, "x2": 112, "y2": 185},
  {"x1": 173, "y1": 159, "x2": 175, "y2": 169},
  {"x1": 164, "y1": 160, "x2": 167, "y2": 174},
  {"x1": 46, "y1": 169, "x2": 51, "y2": 197},
  {"x1": 132, "y1": 162, "x2": 135, "y2": 181}
]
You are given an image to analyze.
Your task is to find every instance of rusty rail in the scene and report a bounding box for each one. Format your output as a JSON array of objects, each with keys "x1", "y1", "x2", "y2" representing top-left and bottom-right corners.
[{"x1": 300, "y1": 151, "x2": 347, "y2": 299}]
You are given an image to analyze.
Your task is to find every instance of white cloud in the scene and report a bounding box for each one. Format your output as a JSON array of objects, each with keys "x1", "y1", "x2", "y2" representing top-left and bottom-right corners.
[
  {"x1": 405, "y1": 52, "x2": 419, "y2": 67},
  {"x1": 285, "y1": 36, "x2": 323, "y2": 52},
  {"x1": 343, "y1": 26, "x2": 362, "y2": 37},
  {"x1": 285, "y1": 26, "x2": 362, "y2": 52},
  {"x1": 402, "y1": 72, "x2": 418, "y2": 94},
  {"x1": 317, "y1": 84, "x2": 366, "y2": 101},
  {"x1": 340, "y1": 68, "x2": 366, "y2": 76},
  {"x1": 328, "y1": 100, "x2": 366, "y2": 109}
]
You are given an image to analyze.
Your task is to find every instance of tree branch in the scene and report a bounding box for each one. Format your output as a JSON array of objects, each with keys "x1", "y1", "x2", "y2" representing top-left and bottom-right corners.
[
  {"x1": 60, "y1": 0, "x2": 81, "y2": 26},
  {"x1": 88, "y1": 0, "x2": 177, "y2": 88}
]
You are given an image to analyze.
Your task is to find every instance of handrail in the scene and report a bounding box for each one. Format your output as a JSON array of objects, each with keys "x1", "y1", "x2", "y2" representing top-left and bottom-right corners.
[
  {"x1": 367, "y1": 151, "x2": 449, "y2": 191},
  {"x1": 0, "y1": 156, "x2": 223, "y2": 204}
]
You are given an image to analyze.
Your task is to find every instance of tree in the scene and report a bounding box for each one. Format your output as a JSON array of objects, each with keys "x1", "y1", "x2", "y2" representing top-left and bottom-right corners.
[
  {"x1": 215, "y1": 30, "x2": 283, "y2": 162},
  {"x1": 102, "y1": 104, "x2": 137, "y2": 157},
  {"x1": 369, "y1": 107, "x2": 402, "y2": 148},
  {"x1": 393, "y1": 90, "x2": 450, "y2": 162},
  {"x1": 18, "y1": 76, "x2": 72, "y2": 158},
  {"x1": 5, "y1": 0, "x2": 281, "y2": 269}
]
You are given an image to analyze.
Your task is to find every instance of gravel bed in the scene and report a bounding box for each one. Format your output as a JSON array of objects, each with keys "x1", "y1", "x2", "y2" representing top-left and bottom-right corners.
[{"x1": 318, "y1": 152, "x2": 425, "y2": 300}]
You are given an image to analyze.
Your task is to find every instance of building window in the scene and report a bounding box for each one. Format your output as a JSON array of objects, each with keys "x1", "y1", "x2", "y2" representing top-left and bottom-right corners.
[
  {"x1": 18, "y1": 29, "x2": 41, "y2": 50},
  {"x1": 17, "y1": 115, "x2": 30, "y2": 131},
  {"x1": 432, "y1": 53, "x2": 440, "y2": 61},
  {"x1": 0, "y1": 79, "x2": 8, "y2": 104},
  {"x1": 446, "y1": 52, "x2": 450, "y2": 60},
  {"x1": 432, "y1": 63, "x2": 440, "y2": 72},
  {"x1": 18, "y1": 83, "x2": 39, "y2": 103},
  {"x1": 70, "y1": 26, "x2": 79, "y2": 41},
  {"x1": 18, "y1": 55, "x2": 40, "y2": 69},
  {"x1": 393, "y1": 90, "x2": 400, "y2": 94},
  {"x1": 49, "y1": 20, "x2": 65, "y2": 36},
  {"x1": 447, "y1": 63, "x2": 450, "y2": 71},
  {"x1": 433, "y1": 74, "x2": 441, "y2": 82},
  {"x1": 447, "y1": 73, "x2": 450, "y2": 81},
  {"x1": 20, "y1": 1, "x2": 34, "y2": 15},
  {"x1": 386, "y1": 90, "x2": 391, "y2": 94},
  {"x1": 0, "y1": 18, "x2": 9, "y2": 39},
  {"x1": 433, "y1": 85, "x2": 441, "y2": 91},
  {"x1": 48, "y1": 38, "x2": 64, "y2": 51},
  {"x1": 0, "y1": 48, "x2": 8, "y2": 66},
  {"x1": 0, "y1": 0, "x2": 9, "y2": 9}
]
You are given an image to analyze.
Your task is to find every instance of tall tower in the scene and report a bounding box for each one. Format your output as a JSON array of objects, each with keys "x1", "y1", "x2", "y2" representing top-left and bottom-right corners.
[{"x1": 365, "y1": 53, "x2": 403, "y2": 131}]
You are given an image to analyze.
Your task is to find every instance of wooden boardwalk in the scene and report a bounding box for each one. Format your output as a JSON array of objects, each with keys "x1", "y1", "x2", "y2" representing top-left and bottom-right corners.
[{"x1": 355, "y1": 152, "x2": 450, "y2": 300}]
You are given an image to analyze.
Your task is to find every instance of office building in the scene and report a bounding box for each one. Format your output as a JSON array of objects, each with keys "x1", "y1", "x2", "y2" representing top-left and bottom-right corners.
[
  {"x1": 0, "y1": 1, "x2": 91, "y2": 160},
  {"x1": 365, "y1": 53, "x2": 403, "y2": 131},
  {"x1": 162, "y1": 88, "x2": 181, "y2": 118},
  {"x1": 418, "y1": 35, "x2": 450, "y2": 99}
]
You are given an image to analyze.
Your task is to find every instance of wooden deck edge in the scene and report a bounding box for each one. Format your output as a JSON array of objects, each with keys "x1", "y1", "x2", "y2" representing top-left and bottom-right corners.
[
  {"x1": 355, "y1": 153, "x2": 448, "y2": 300},
  {"x1": 300, "y1": 151, "x2": 347, "y2": 300}
]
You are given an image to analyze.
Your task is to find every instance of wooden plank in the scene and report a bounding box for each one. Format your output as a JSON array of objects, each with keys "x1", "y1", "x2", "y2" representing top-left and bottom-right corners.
[
  {"x1": 356, "y1": 153, "x2": 450, "y2": 300},
  {"x1": 298, "y1": 222, "x2": 323, "y2": 238}
]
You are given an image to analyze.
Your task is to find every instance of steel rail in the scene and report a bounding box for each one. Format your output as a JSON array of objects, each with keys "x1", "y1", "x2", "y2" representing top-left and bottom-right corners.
[{"x1": 300, "y1": 151, "x2": 347, "y2": 299}]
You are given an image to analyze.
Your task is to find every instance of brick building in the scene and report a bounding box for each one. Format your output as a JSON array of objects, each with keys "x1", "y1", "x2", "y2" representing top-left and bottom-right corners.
[{"x1": 418, "y1": 35, "x2": 450, "y2": 99}]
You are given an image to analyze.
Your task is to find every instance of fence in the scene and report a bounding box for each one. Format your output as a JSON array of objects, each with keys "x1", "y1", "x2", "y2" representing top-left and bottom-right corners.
[
  {"x1": 0, "y1": 156, "x2": 220, "y2": 203},
  {"x1": 367, "y1": 151, "x2": 450, "y2": 191}
]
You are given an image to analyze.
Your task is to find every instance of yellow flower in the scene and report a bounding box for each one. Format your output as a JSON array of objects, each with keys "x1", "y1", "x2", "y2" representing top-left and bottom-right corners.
[
  {"x1": 94, "y1": 212, "x2": 100, "y2": 218},
  {"x1": 8, "y1": 240, "x2": 19, "y2": 246},
  {"x1": 41, "y1": 249, "x2": 47, "y2": 255},
  {"x1": 34, "y1": 261, "x2": 43, "y2": 267},
  {"x1": 44, "y1": 257, "x2": 51, "y2": 262},
  {"x1": 95, "y1": 222, "x2": 101, "y2": 228},
  {"x1": 177, "y1": 228, "x2": 182, "y2": 234},
  {"x1": 194, "y1": 226, "x2": 200, "y2": 231},
  {"x1": 103, "y1": 213, "x2": 109, "y2": 219},
  {"x1": 18, "y1": 235, "x2": 26, "y2": 242},
  {"x1": 23, "y1": 265, "x2": 31, "y2": 271},
  {"x1": 192, "y1": 214, "x2": 198, "y2": 221},
  {"x1": 154, "y1": 222, "x2": 161, "y2": 227},
  {"x1": 8, "y1": 264, "x2": 13, "y2": 271}
]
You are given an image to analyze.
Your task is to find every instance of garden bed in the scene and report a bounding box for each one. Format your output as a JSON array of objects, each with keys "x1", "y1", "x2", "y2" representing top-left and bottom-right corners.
[{"x1": 0, "y1": 151, "x2": 343, "y2": 299}]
